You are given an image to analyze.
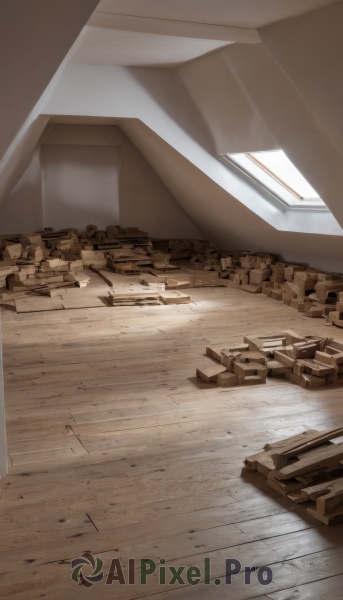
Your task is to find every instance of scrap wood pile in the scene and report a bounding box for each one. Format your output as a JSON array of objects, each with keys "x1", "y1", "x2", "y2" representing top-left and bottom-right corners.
[
  {"x1": 0, "y1": 230, "x2": 90, "y2": 301},
  {"x1": 196, "y1": 329, "x2": 343, "y2": 389},
  {"x1": 192, "y1": 247, "x2": 343, "y2": 328},
  {"x1": 104, "y1": 233, "x2": 211, "y2": 275},
  {"x1": 245, "y1": 428, "x2": 343, "y2": 525},
  {"x1": 0, "y1": 225, "x2": 210, "y2": 300}
]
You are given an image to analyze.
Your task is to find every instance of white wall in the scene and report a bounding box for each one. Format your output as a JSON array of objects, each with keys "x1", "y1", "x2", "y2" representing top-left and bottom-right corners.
[
  {"x1": 41, "y1": 144, "x2": 120, "y2": 230},
  {"x1": 119, "y1": 130, "x2": 204, "y2": 238},
  {"x1": 260, "y1": 2, "x2": 343, "y2": 157},
  {"x1": 0, "y1": 148, "x2": 43, "y2": 235},
  {"x1": 0, "y1": 124, "x2": 204, "y2": 239},
  {"x1": 178, "y1": 49, "x2": 278, "y2": 155}
]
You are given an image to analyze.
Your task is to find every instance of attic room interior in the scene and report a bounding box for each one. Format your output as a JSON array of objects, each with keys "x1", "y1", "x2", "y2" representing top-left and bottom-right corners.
[{"x1": 2, "y1": 0, "x2": 343, "y2": 597}]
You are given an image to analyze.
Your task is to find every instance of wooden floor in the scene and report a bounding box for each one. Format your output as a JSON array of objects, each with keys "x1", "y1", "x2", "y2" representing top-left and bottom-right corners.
[{"x1": 1, "y1": 271, "x2": 343, "y2": 599}]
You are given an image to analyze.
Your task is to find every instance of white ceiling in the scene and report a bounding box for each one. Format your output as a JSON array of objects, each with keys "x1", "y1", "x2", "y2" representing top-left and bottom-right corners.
[
  {"x1": 70, "y1": 0, "x2": 339, "y2": 68},
  {"x1": 71, "y1": 26, "x2": 232, "y2": 68},
  {"x1": 95, "y1": 0, "x2": 339, "y2": 29}
]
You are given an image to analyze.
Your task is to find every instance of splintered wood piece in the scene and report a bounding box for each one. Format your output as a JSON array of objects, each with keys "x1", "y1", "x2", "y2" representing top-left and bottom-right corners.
[
  {"x1": 196, "y1": 364, "x2": 227, "y2": 383},
  {"x1": 271, "y1": 427, "x2": 343, "y2": 471},
  {"x1": 245, "y1": 430, "x2": 320, "y2": 474},
  {"x1": 272, "y1": 443, "x2": 343, "y2": 480},
  {"x1": 217, "y1": 372, "x2": 238, "y2": 387}
]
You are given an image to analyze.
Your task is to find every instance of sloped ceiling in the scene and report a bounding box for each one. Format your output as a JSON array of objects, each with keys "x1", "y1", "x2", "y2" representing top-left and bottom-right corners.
[
  {"x1": 95, "y1": 0, "x2": 339, "y2": 28},
  {"x1": 0, "y1": 0, "x2": 100, "y2": 160}
]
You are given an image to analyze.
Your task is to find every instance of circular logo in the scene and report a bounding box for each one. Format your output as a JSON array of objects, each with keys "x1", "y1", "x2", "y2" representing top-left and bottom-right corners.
[{"x1": 71, "y1": 552, "x2": 104, "y2": 587}]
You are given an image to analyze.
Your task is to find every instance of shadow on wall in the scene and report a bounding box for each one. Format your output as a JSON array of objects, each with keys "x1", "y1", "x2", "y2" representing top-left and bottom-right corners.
[
  {"x1": 0, "y1": 148, "x2": 43, "y2": 234},
  {"x1": 41, "y1": 143, "x2": 120, "y2": 231}
]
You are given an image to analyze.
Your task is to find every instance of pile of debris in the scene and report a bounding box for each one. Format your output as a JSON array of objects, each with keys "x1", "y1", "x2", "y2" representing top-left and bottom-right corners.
[
  {"x1": 192, "y1": 247, "x2": 343, "y2": 326},
  {"x1": 0, "y1": 226, "x2": 209, "y2": 301},
  {"x1": 0, "y1": 231, "x2": 89, "y2": 299},
  {"x1": 196, "y1": 330, "x2": 343, "y2": 388},
  {"x1": 245, "y1": 428, "x2": 343, "y2": 525}
]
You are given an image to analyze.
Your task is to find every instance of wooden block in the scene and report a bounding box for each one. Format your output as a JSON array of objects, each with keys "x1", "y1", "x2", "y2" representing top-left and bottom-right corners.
[
  {"x1": 238, "y1": 375, "x2": 266, "y2": 385},
  {"x1": 269, "y1": 289, "x2": 283, "y2": 300},
  {"x1": 267, "y1": 360, "x2": 290, "y2": 375},
  {"x1": 249, "y1": 269, "x2": 272, "y2": 285},
  {"x1": 302, "y1": 359, "x2": 336, "y2": 377},
  {"x1": 2, "y1": 243, "x2": 22, "y2": 259},
  {"x1": 217, "y1": 372, "x2": 238, "y2": 387},
  {"x1": 301, "y1": 372, "x2": 327, "y2": 388},
  {"x1": 41, "y1": 259, "x2": 69, "y2": 269},
  {"x1": 262, "y1": 281, "x2": 275, "y2": 295},
  {"x1": 233, "y1": 362, "x2": 268, "y2": 379},
  {"x1": 244, "y1": 334, "x2": 286, "y2": 352},
  {"x1": 274, "y1": 350, "x2": 295, "y2": 368},
  {"x1": 306, "y1": 306, "x2": 324, "y2": 318},
  {"x1": 241, "y1": 352, "x2": 266, "y2": 364},
  {"x1": 196, "y1": 364, "x2": 227, "y2": 383},
  {"x1": 307, "y1": 505, "x2": 343, "y2": 525},
  {"x1": 293, "y1": 341, "x2": 318, "y2": 359},
  {"x1": 206, "y1": 347, "x2": 224, "y2": 362},
  {"x1": 282, "y1": 329, "x2": 306, "y2": 346},
  {"x1": 315, "y1": 350, "x2": 334, "y2": 365},
  {"x1": 220, "y1": 351, "x2": 242, "y2": 369},
  {"x1": 290, "y1": 372, "x2": 303, "y2": 386},
  {"x1": 159, "y1": 291, "x2": 191, "y2": 305},
  {"x1": 328, "y1": 339, "x2": 343, "y2": 352}
]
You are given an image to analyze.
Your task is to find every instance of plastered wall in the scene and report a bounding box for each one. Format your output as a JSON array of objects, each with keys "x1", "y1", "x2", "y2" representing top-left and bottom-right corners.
[{"x1": 0, "y1": 124, "x2": 205, "y2": 238}]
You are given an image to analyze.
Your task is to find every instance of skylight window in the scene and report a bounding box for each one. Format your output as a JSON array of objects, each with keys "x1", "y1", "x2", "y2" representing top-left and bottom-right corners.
[{"x1": 227, "y1": 150, "x2": 322, "y2": 204}]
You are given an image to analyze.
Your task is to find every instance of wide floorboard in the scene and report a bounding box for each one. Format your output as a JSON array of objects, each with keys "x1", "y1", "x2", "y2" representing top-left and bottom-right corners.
[{"x1": 1, "y1": 273, "x2": 343, "y2": 599}]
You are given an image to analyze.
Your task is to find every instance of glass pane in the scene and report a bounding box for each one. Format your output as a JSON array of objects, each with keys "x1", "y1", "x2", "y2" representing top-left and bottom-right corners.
[{"x1": 248, "y1": 150, "x2": 319, "y2": 200}]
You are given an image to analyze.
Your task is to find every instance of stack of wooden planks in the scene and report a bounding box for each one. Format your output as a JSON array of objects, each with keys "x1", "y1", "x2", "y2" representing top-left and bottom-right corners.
[
  {"x1": 108, "y1": 289, "x2": 191, "y2": 306},
  {"x1": 196, "y1": 329, "x2": 343, "y2": 388},
  {"x1": 107, "y1": 291, "x2": 161, "y2": 306},
  {"x1": 245, "y1": 428, "x2": 343, "y2": 524}
]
